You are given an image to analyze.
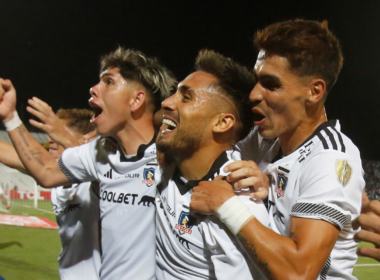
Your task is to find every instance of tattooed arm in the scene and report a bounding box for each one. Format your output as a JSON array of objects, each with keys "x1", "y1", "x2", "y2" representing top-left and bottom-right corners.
[
  {"x1": 0, "y1": 79, "x2": 70, "y2": 187},
  {"x1": 191, "y1": 179, "x2": 339, "y2": 280}
]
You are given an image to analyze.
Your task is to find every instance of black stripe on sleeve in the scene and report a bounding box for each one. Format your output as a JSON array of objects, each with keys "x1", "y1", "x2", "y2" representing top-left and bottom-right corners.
[
  {"x1": 317, "y1": 132, "x2": 329, "y2": 150},
  {"x1": 331, "y1": 126, "x2": 346, "y2": 153},
  {"x1": 323, "y1": 128, "x2": 338, "y2": 151},
  {"x1": 290, "y1": 202, "x2": 348, "y2": 230},
  {"x1": 320, "y1": 256, "x2": 331, "y2": 280},
  {"x1": 58, "y1": 157, "x2": 81, "y2": 183}
]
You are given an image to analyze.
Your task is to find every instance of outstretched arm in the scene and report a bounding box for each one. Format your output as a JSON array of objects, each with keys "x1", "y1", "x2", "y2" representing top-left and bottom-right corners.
[
  {"x1": 0, "y1": 140, "x2": 28, "y2": 174},
  {"x1": 0, "y1": 79, "x2": 70, "y2": 187}
]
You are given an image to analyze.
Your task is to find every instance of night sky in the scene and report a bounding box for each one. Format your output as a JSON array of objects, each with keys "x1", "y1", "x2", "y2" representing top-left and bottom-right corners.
[{"x1": 0, "y1": 1, "x2": 379, "y2": 159}]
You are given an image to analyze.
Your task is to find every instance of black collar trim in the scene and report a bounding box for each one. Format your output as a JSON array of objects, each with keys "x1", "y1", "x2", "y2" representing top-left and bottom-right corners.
[
  {"x1": 119, "y1": 130, "x2": 158, "y2": 162},
  {"x1": 295, "y1": 120, "x2": 337, "y2": 151},
  {"x1": 174, "y1": 151, "x2": 229, "y2": 196}
]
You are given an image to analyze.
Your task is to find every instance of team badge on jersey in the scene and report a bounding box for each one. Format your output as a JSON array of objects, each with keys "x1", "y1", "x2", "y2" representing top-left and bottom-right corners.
[
  {"x1": 275, "y1": 173, "x2": 288, "y2": 198},
  {"x1": 175, "y1": 211, "x2": 194, "y2": 235},
  {"x1": 336, "y1": 160, "x2": 352, "y2": 187},
  {"x1": 142, "y1": 167, "x2": 156, "y2": 187}
]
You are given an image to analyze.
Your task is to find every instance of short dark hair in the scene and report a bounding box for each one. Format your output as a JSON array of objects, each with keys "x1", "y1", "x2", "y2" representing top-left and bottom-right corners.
[
  {"x1": 254, "y1": 19, "x2": 343, "y2": 92},
  {"x1": 195, "y1": 49, "x2": 256, "y2": 141},
  {"x1": 56, "y1": 109, "x2": 95, "y2": 135},
  {"x1": 100, "y1": 47, "x2": 176, "y2": 111}
]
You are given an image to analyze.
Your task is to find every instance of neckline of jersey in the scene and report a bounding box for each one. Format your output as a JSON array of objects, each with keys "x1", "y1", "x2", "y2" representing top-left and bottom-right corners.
[
  {"x1": 173, "y1": 151, "x2": 229, "y2": 195},
  {"x1": 119, "y1": 130, "x2": 158, "y2": 162},
  {"x1": 270, "y1": 119, "x2": 337, "y2": 163}
]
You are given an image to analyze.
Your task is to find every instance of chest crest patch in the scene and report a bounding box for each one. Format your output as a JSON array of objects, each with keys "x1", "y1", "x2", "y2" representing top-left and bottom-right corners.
[
  {"x1": 175, "y1": 211, "x2": 194, "y2": 235},
  {"x1": 275, "y1": 172, "x2": 288, "y2": 198},
  {"x1": 336, "y1": 160, "x2": 352, "y2": 187},
  {"x1": 142, "y1": 167, "x2": 156, "y2": 187}
]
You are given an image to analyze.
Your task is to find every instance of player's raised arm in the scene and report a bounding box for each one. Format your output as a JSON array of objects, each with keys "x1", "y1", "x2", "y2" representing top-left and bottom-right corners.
[
  {"x1": 0, "y1": 140, "x2": 28, "y2": 174},
  {"x1": 0, "y1": 79, "x2": 71, "y2": 187}
]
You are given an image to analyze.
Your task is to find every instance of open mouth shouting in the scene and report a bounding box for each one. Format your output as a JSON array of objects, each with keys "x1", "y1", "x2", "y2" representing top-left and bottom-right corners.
[
  {"x1": 89, "y1": 102, "x2": 103, "y2": 124},
  {"x1": 252, "y1": 110, "x2": 266, "y2": 125},
  {"x1": 160, "y1": 118, "x2": 177, "y2": 135}
]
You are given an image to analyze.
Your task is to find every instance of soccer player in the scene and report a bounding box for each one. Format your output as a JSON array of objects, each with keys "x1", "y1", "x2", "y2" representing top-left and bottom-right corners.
[
  {"x1": 0, "y1": 106, "x2": 101, "y2": 280},
  {"x1": 0, "y1": 184, "x2": 10, "y2": 210},
  {"x1": 191, "y1": 19, "x2": 365, "y2": 279},
  {"x1": 155, "y1": 50, "x2": 269, "y2": 280},
  {"x1": 0, "y1": 47, "x2": 176, "y2": 280}
]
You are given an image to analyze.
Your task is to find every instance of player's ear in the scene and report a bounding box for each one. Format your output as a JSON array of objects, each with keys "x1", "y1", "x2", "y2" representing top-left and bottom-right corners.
[
  {"x1": 213, "y1": 113, "x2": 235, "y2": 134},
  {"x1": 129, "y1": 90, "x2": 146, "y2": 112},
  {"x1": 307, "y1": 79, "x2": 326, "y2": 106}
]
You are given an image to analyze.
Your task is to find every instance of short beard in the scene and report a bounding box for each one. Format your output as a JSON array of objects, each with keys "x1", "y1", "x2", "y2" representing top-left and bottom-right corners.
[{"x1": 156, "y1": 128, "x2": 204, "y2": 161}]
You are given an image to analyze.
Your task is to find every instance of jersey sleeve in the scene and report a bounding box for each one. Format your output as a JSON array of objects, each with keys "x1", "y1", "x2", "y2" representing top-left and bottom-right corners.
[
  {"x1": 290, "y1": 151, "x2": 365, "y2": 231},
  {"x1": 58, "y1": 139, "x2": 99, "y2": 183},
  {"x1": 199, "y1": 196, "x2": 268, "y2": 280}
]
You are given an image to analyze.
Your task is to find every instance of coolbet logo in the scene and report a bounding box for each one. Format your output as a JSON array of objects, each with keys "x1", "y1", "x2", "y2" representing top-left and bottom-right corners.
[
  {"x1": 142, "y1": 167, "x2": 156, "y2": 187},
  {"x1": 275, "y1": 173, "x2": 288, "y2": 198},
  {"x1": 175, "y1": 211, "x2": 194, "y2": 235}
]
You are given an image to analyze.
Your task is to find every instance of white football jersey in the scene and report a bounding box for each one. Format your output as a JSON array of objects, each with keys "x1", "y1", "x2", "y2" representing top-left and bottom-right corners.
[
  {"x1": 59, "y1": 136, "x2": 158, "y2": 280},
  {"x1": 239, "y1": 121, "x2": 364, "y2": 280},
  {"x1": 156, "y1": 150, "x2": 269, "y2": 280},
  {"x1": 51, "y1": 182, "x2": 101, "y2": 280}
]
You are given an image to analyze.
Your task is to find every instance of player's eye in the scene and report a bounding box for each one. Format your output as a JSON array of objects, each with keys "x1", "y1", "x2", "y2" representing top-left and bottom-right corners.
[{"x1": 107, "y1": 79, "x2": 114, "y2": 85}]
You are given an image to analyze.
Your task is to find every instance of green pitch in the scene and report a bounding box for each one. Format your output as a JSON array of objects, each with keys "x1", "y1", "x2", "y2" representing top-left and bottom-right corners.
[{"x1": 0, "y1": 221, "x2": 379, "y2": 280}]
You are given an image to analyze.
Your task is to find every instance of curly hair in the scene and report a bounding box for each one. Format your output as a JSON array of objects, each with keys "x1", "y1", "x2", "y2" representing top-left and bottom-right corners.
[
  {"x1": 56, "y1": 108, "x2": 95, "y2": 135},
  {"x1": 100, "y1": 47, "x2": 177, "y2": 111},
  {"x1": 195, "y1": 49, "x2": 256, "y2": 141},
  {"x1": 254, "y1": 19, "x2": 343, "y2": 92}
]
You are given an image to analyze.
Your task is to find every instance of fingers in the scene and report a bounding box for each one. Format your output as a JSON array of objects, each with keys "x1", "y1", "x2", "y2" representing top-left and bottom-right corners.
[
  {"x1": 369, "y1": 200, "x2": 380, "y2": 216},
  {"x1": 214, "y1": 175, "x2": 226, "y2": 181},
  {"x1": 29, "y1": 119, "x2": 48, "y2": 132},
  {"x1": 250, "y1": 187, "x2": 269, "y2": 200},
  {"x1": 353, "y1": 213, "x2": 380, "y2": 232},
  {"x1": 27, "y1": 97, "x2": 53, "y2": 117},
  {"x1": 0, "y1": 79, "x2": 13, "y2": 100},
  {"x1": 224, "y1": 160, "x2": 258, "y2": 173},
  {"x1": 355, "y1": 229, "x2": 380, "y2": 247},
  {"x1": 357, "y1": 246, "x2": 380, "y2": 261},
  {"x1": 27, "y1": 106, "x2": 48, "y2": 123}
]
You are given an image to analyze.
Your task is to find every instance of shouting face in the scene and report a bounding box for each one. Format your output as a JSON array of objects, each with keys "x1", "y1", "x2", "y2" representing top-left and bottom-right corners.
[
  {"x1": 89, "y1": 67, "x2": 141, "y2": 137},
  {"x1": 250, "y1": 51, "x2": 311, "y2": 140},
  {"x1": 156, "y1": 71, "x2": 221, "y2": 159}
]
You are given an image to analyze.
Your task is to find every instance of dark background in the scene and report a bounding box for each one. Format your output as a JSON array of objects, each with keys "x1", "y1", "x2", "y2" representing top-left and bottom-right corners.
[{"x1": 0, "y1": 0, "x2": 379, "y2": 159}]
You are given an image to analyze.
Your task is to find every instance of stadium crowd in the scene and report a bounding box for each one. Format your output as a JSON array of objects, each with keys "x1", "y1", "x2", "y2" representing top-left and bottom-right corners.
[
  {"x1": 0, "y1": 18, "x2": 380, "y2": 280},
  {"x1": 363, "y1": 160, "x2": 380, "y2": 201}
]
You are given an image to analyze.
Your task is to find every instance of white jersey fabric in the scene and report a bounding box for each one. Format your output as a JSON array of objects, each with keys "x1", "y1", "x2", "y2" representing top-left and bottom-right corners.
[
  {"x1": 59, "y1": 136, "x2": 157, "y2": 280},
  {"x1": 238, "y1": 120, "x2": 364, "y2": 280},
  {"x1": 156, "y1": 150, "x2": 269, "y2": 280},
  {"x1": 51, "y1": 182, "x2": 101, "y2": 280}
]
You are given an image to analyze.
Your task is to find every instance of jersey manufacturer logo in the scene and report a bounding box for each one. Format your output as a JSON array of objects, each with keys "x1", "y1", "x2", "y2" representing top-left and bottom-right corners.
[
  {"x1": 142, "y1": 167, "x2": 156, "y2": 187},
  {"x1": 336, "y1": 160, "x2": 352, "y2": 187},
  {"x1": 275, "y1": 172, "x2": 288, "y2": 198},
  {"x1": 175, "y1": 211, "x2": 194, "y2": 235},
  {"x1": 104, "y1": 168, "x2": 113, "y2": 179}
]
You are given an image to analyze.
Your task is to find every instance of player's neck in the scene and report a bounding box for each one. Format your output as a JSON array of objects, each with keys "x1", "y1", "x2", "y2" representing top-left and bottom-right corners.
[
  {"x1": 177, "y1": 143, "x2": 232, "y2": 181},
  {"x1": 279, "y1": 112, "x2": 327, "y2": 156},
  {"x1": 115, "y1": 115, "x2": 155, "y2": 155}
]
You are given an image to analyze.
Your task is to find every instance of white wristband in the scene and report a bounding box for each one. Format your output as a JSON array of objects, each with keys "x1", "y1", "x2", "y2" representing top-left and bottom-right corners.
[
  {"x1": 216, "y1": 196, "x2": 254, "y2": 235},
  {"x1": 4, "y1": 111, "x2": 22, "y2": 131}
]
